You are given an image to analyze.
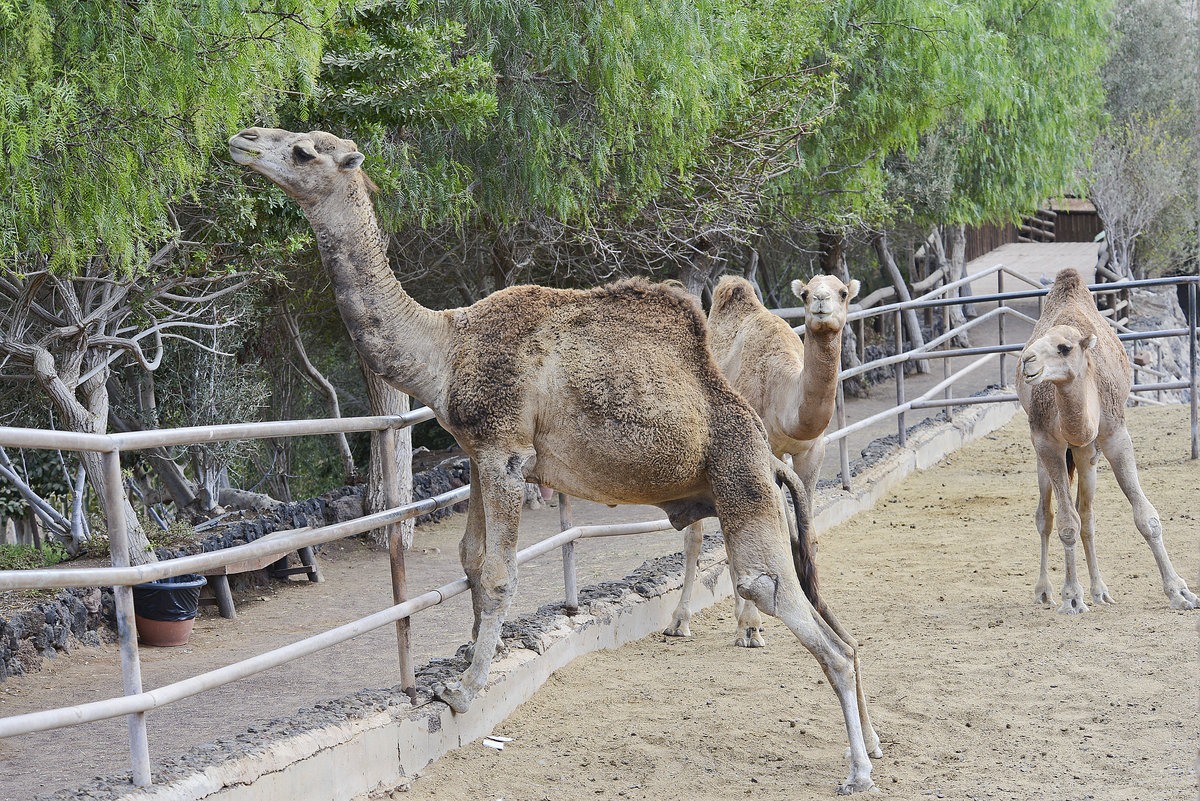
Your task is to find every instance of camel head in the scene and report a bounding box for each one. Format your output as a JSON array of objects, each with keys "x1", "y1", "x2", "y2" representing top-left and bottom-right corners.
[
  {"x1": 228, "y1": 127, "x2": 372, "y2": 205},
  {"x1": 1019, "y1": 325, "x2": 1097, "y2": 387},
  {"x1": 790, "y1": 275, "x2": 860, "y2": 334}
]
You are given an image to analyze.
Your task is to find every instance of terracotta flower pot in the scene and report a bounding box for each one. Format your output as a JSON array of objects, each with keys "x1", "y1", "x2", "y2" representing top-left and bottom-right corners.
[{"x1": 131, "y1": 574, "x2": 207, "y2": 647}]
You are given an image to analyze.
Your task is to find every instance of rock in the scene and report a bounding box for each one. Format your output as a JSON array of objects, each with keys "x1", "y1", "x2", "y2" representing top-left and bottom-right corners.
[{"x1": 327, "y1": 494, "x2": 365, "y2": 524}]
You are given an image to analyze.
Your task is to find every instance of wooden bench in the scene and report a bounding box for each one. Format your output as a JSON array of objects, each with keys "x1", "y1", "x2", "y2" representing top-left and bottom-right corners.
[{"x1": 199, "y1": 528, "x2": 323, "y2": 619}]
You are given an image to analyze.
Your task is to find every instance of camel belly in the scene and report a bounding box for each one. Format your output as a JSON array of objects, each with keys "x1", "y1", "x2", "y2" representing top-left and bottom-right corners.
[{"x1": 528, "y1": 433, "x2": 707, "y2": 507}]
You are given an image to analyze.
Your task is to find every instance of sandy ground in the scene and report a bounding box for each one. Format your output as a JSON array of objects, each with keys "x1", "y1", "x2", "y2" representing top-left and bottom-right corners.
[{"x1": 404, "y1": 404, "x2": 1199, "y2": 801}]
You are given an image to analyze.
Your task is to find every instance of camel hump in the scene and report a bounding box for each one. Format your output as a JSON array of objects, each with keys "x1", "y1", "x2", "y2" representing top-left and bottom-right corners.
[
  {"x1": 1046, "y1": 268, "x2": 1090, "y2": 305},
  {"x1": 711, "y1": 276, "x2": 762, "y2": 317}
]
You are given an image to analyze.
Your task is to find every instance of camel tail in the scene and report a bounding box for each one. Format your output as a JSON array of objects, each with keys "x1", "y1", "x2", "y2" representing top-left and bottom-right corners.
[
  {"x1": 1066, "y1": 448, "x2": 1075, "y2": 483},
  {"x1": 774, "y1": 460, "x2": 858, "y2": 650}
]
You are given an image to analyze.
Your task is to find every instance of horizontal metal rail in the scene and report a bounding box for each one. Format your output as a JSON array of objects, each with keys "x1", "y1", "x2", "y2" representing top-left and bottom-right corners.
[
  {"x1": 0, "y1": 407, "x2": 438, "y2": 455},
  {"x1": 0, "y1": 486, "x2": 471, "y2": 591},
  {"x1": 0, "y1": 515, "x2": 677, "y2": 739}
]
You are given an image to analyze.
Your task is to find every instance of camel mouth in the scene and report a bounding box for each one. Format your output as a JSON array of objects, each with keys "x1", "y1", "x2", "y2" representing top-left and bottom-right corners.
[
  {"x1": 228, "y1": 138, "x2": 261, "y2": 164},
  {"x1": 1022, "y1": 368, "x2": 1044, "y2": 385}
]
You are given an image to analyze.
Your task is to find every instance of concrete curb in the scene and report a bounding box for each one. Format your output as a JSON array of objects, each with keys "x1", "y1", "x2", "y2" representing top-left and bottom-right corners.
[{"x1": 107, "y1": 397, "x2": 1021, "y2": 801}]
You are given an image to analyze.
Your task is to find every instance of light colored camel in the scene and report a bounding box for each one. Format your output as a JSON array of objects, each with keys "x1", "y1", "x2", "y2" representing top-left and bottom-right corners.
[
  {"x1": 229, "y1": 127, "x2": 881, "y2": 793},
  {"x1": 665, "y1": 274, "x2": 859, "y2": 647},
  {"x1": 1017, "y1": 268, "x2": 1198, "y2": 613}
]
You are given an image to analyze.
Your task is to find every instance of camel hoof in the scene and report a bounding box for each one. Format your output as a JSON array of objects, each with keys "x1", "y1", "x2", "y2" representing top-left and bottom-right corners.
[
  {"x1": 733, "y1": 627, "x2": 765, "y2": 648},
  {"x1": 1032, "y1": 587, "x2": 1053, "y2": 605},
  {"x1": 1091, "y1": 588, "x2": 1115, "y2": 605},
  {"x1": 836, "y1": 776, "x2": 878, "y2": 795},
  {"x1": 663, "y1": 620, "x2": 692, "y2": 637},
  {"x1": 1168, "y1": 589, "x2": 1200, "y2": 610},
  {"x1": 433, "y1": 680, "x2": 473, "y2": 714},
  {"x1": 1057, "y1": 598, "x2": 1089, "y2": 615}
]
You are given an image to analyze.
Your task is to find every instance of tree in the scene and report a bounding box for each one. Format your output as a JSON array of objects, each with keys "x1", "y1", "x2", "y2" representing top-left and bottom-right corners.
[
  {"x1": 0, "y1": 1, "x2": 339, "y2": 564},
  {"x1": 1089, "y1": 0, "x2": 1198, "y2": 276}
]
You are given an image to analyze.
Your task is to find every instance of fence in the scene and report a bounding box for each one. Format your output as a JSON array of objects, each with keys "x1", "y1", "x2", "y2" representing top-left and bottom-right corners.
[{"x1": 0, "y1": 268, "x2": 1196, "y2": 790}]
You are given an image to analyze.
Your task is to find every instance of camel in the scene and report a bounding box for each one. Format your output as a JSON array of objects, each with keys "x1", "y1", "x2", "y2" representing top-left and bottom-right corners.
[
  {"x1": 1017, "y1": 268, "x2": 1198, "y2": 613},
  {"x1": 665, "y1": 274, "x2": 859, "y2": 647},
  {"x1": 229, "y1": 127, "x2": 881, "y2": 793}
]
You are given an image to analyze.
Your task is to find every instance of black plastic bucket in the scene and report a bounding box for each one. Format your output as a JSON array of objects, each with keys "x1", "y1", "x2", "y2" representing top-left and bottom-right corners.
[{"x1": 132, "y1": 574, "x2": 207, "y2": 621}]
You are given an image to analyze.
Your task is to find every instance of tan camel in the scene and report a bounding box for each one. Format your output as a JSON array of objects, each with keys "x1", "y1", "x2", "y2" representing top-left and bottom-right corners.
[
  {"x1": 229, "y1": 127, "x2": 881, "y2": 793},
  {"x1": 665, "y1": 274, "x2": 859, "y2": 646},
  {"x1": 1017, "y1": 268, "x2": 1198, "y2": 613}
]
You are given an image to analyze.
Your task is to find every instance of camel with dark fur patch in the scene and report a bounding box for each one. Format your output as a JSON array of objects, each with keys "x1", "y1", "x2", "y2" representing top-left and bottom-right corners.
[{"x1": 230, "y1": 127, "x2": 881, "y2": 794}]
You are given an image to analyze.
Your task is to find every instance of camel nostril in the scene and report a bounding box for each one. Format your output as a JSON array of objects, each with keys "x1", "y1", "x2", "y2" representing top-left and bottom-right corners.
[{"x1": 239, "y1": 129, "x2": 258, "y2": 141}]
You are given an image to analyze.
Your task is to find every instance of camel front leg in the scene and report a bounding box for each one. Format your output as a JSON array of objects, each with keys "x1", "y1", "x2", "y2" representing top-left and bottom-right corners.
[
  {"x1": 1099, "y1": 427, "x2": 1200, "y2": 610},
  {"x1": 664, "y1": 522, "x2": 704, "y2": 637},
  {"x1": 1072, "y1": 444, "x2": 1113, "y2": 605},
  {"x1": 1033, "y1": 461, "x2": 1055, "y2": 605},
  {"x1": 458, "y1": 461, "x2": 486, "y2": 643},
  {"x1": 1034, "y1": 439, "x2": 1087, "y2": 613},
  {"x1": 436, "y1": 455, "x2": 527, "y2": 713}
]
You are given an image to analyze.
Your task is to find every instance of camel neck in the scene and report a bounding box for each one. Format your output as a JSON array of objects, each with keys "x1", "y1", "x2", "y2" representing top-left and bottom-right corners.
[
  {"x1": 791, "y1": 328, "x2": 842, "y2": 441},
  {"x1": 1052, "y1": 369, "x2": 1101, "y2": 446},
  {"x1": 302, "y1": 186, "x2": 450, "y2": 409}
]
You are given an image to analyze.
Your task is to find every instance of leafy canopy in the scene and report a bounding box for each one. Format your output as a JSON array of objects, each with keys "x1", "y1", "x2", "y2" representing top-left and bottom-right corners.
[{"x1": 0, "y1": 0, "x2": 340, "y2": 272}]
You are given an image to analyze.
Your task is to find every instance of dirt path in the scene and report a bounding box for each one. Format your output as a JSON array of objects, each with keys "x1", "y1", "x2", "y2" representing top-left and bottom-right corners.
[
  {"x1": 404, "y1": 404, "x2": 1199, "y2": 801},
  {"x1": 0, "y1": 499, "x2": 689, "y2": 800}
]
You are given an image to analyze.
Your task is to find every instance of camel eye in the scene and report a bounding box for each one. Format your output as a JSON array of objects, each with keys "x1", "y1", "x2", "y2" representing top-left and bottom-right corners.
[
  {"x1": 840, "y1": 290, "x2": 848, "y2": 299},
  {"x1": 1057, "y1": 344, "x2": 1072, "y2": 356},
  {"x1": 293, "y1": 144, "x2": 316, "y2": 163}
]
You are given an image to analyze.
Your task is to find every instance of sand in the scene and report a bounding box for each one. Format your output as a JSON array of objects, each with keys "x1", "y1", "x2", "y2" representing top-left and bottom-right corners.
[{"x1": 404, "y1": 405, "x2": 1199, "y2": 801}]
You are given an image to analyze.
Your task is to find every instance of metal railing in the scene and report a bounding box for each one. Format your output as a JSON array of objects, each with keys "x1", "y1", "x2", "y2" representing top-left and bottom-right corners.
[
  {"x1": 780, "y1": 266, "x2": 1199, "y2": 487},
  {"x1": 0, "y1": 265, "x2": 1196, "y2": 790}
]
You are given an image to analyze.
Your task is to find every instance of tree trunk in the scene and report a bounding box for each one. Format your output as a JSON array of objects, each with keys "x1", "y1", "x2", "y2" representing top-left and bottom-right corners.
[
  {"x1": 282, "y1": 311, "x2": 358, "y2": 483},
  {"x1": 873, "y1": 233, "x2": 930, "y2": 373},
  {"x1": 32, "y1": 348, "x2": 157, "y2": 565},
  {"x1": 363, "y1": 370, "x2": 414, "y2": 549},
  {"x1": 931, "y1": 226, "x2": 969, "y2": 347},
  {"x1": 677, "y1": 236, "x2": 724, "y2": 299},
  {"x1": 108, "y1": 408, "x2": 204, "y2": 520},
  {"x1": 950, "y1": 223, "x2": 975, "y2": 318}
]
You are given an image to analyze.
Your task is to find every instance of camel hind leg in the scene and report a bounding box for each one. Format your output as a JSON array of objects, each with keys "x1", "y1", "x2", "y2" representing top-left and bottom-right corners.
[
  {"x1": 1098, "y1": 426, "x2": 1199, "y2": 610},
  {"x1": 1032, "y1": 460, "x2": 1055, "y2": 605},
  {"x1": 664, "y1": 522, "x2": 704, "y2": 637},
  {"x1": 1071, "y1": 443, "x2": 1113, "y2": 605},
  {"x1": 728, "y1": 530, "x2": 876, "y2": 794}
]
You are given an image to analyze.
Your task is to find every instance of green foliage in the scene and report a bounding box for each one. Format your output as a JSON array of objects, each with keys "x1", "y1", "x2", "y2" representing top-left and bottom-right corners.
[
  {"x1": 0, "y1": 0, "x2": 340, "y2": 272},
  {"x1": 0, "y1": 448, "x2": 73, "y2": 519},
  {"x1": 0, "y1": 541, "x2": 68, "y2": 570}
]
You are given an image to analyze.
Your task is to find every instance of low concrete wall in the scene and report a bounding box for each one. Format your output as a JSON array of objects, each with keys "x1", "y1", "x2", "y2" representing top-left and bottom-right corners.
[{"x1": 106, "y1": 397, "x2": 1020, "y2": 801}]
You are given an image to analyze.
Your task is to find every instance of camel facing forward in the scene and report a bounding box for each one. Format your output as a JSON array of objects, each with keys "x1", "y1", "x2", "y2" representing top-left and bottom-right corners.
[
  {"x1": 1017, "y1": 268, "x2": 1198, "y2": 613},
  {"x1": 229, "y1": 127, "x2": 881, "y2": 794},
  {"x1": 664, "y1": 274, "x2": 858, "y2": 648}
]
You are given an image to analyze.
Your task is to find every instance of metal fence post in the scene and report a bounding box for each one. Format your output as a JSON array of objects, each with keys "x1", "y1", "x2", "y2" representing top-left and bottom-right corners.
[
  {"x1": 558, "y1": 493, "x2": 578, "y2": 612},
  {"x1": 895, "y1": 309, "x2": 907, "y2": 447},
  {"x1": 836, "y1": 380, "x2": 851, "y2": 491},
  {"x1": 997, "y1": 270, "x2": 1006, "y2": 385},
  {"x1": 943, "y1": 301, "x2": 953, "y2": 421},
  {"x1": 102, "y1": 449, "x2": 151, "y2": 787},
  {"x1": 380, "y1": 427, "x2": 416, "y2": 703},
  {"x1": 1190, "y1": 282, "x2": 1197, "y2": 460}
]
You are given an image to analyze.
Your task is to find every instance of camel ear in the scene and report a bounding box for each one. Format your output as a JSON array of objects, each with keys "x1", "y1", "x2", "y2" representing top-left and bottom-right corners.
[
  {"x1": 846, "y1": 279, "x2": 861, "y2": 302},
  {"x1": 338, "y1": 152, "x2": 366, "y2": 172},
  {"x1": 790, "y1": 279, "x2": 807, "y2": 302},
  {"x1": 1080, "y1": 334, "x2": 1097, "y2": 351}
]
